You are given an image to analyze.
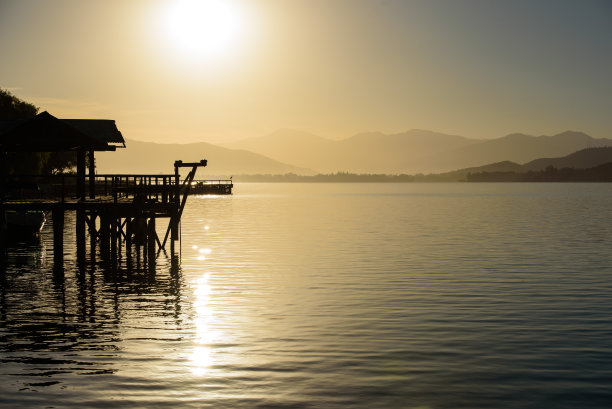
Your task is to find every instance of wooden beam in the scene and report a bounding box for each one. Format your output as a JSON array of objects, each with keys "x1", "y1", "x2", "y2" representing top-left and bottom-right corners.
[
  {"x1": 76, "y1": 150, "x2": 86, "y2": 201},
  {"x1": 88, "y1": 150, "x2": 95, "y2": 199}
]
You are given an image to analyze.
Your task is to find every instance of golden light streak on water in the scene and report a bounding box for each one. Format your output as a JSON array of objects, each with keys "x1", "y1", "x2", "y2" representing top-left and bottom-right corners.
[{"x1": 189, "y1": 273, "x2": 218, "y2": 376}]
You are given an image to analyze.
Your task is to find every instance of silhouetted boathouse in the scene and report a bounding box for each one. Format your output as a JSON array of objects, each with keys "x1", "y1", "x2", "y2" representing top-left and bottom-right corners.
[{"x1": 0, "y1": 111, "x2": 206, "y2": 270}]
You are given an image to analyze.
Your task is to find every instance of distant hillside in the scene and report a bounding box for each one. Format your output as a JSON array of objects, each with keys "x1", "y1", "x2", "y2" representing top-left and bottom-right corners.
[
  {"x1": 95, "y1": 139, "x2": 313, "y2": 175},
  {"x1": 226, "y1": 129, "x2": 612, "y2": 174},
  {"x1": 433, "y1": 131, "x2": 612, "y2": 171},
  {"x1": 431, "y1": 161, "x2": 525, "y2": 181},
  {"x1": 98, "y1": 131, "x2": 612, "y2": 176},
  {"x1": 467, "y1": 161, "x2": 612, "y2": 182},
  {"x1": 226, "y1": 129, "x2": 479, "y2": 173},
  {"x1": 220, "y1": 147, "x2": 612, "y2": 182},
  {"x1": 523, "y1": 147, "x2": 612, "y2": 171},
  {"x1": 428, "y1": 147, "x2": 612, "y2": 181}
]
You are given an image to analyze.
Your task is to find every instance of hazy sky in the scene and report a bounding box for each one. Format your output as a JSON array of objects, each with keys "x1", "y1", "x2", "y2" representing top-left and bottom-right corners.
[{"x1": 1, "y1": 0, "x2": 611, "y2": 143}]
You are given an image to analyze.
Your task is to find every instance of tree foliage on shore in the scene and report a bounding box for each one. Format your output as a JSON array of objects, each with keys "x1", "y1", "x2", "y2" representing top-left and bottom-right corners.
[
  {"x1": 467, "y1": 164, "x2": 612, "y2": 182},
  {"x1": 235, "y1": 171, "x2": 466, "y2": 183},
  {"x1": 233, "y1": 163, "x2": 612, "y2": 183},
  {"x1": 0, "y1": 88, "x2": 77, "y2": 174}
]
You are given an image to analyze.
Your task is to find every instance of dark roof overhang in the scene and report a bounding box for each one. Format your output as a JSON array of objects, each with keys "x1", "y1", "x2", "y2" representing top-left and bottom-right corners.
[{"x1": 0, "y1": 111, "x2": 125, "y2": 152}]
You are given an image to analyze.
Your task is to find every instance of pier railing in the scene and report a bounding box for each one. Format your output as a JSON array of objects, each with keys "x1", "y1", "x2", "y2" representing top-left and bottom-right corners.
[
  {"x1": 190, "y1": 179, "x2": 233, "y2": 195},
  {"x1": 96, "y1": 174, "x2": 179, "y2": 203},
  {"x1": 1, "y1": 159, "x2": 209, "y2": 271},
  {"x1": 191, "y1": 179, "x2": 232, "y2": 185},
  {"x1": 2, "y1": 174, "x2": 183, "y2": 203},
  {"x1": 2, "y1": 175, "x2": 233, "y2": 201}
]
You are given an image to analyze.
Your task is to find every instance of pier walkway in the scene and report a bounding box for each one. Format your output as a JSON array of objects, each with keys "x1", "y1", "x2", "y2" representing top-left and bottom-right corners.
[{"x1": 0, "y1": 111, "x2": 211, "y2": 271}]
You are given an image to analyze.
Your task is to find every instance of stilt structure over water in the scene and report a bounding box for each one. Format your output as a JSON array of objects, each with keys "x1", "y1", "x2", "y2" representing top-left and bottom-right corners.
[
  {"x1": 189, "y1": 179, "x2": 233, "y2": 195},
  {"x1": 0, "y1": 111, "x2": 207, "y2": 270}
]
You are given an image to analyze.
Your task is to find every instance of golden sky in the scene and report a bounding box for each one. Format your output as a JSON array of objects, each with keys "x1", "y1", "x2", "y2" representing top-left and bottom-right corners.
[{"x1": 1, "y1": 0, "x2": 611, "y2": 143}]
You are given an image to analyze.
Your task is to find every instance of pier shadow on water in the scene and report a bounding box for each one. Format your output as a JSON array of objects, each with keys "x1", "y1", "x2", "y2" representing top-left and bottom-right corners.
[{"x1": 0, "y1": 217, "x2": 183, "y2": 394}]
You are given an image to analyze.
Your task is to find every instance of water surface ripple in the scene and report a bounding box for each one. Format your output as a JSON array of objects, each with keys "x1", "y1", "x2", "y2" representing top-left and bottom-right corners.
[{"x1": 1, "y1": 183, "x2": 612, "y2": 408}]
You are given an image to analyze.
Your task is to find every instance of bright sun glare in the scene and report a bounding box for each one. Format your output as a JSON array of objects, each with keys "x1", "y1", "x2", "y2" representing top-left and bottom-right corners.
[{"x1": 160, "y1": 0, "x2": 246, "y2": 62}]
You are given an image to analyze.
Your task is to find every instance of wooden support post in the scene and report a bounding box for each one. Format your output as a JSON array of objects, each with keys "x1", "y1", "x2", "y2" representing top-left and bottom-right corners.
[
  {"x1": 88, "y1": 150, "x2": 95, "y2": 199},
  {"x1": 76, "y1": 209, "x2": 86, "y2": 263},
  {"x1": 142, "y1": 219, "x2": 148, "y2": 267},
  {"x1": 100, "y1": 214, "x2": 110, "y2": 261},
  {"x1": 111, "y1": 216, "x2": 118, "y2": 267},
  {"x1": 171, "y1": 215, "x2": 179, "y2": 241},
  {"x1": 170, "y1": 228, "x2": 175, "y2": 255},
  {"x1": 147, "y1": 217, "x2": 156, "y2": 271},
  {"x1": 117, "y1": 217, "x2": 122, "y2": 261},
  {"x1": 174, "y1": 163, "x2": 180, "y2": 203},
  {"x1": 125, "y1": 218, "x2": 132, "y2": 267},
  {"x1": 53, "y1": 208, "x2": 64, "y2": 269},
  {"x1": 77, "y1": 150, "x2": 86, "y2": 201}
]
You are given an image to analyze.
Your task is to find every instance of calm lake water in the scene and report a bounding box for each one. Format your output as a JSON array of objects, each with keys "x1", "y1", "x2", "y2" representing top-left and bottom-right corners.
[{"x1": 1, "y1": 183, "x2": 612, "y2": 408}]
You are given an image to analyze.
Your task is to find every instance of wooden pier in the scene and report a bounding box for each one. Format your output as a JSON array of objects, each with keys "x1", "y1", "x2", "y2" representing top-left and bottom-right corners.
[
  {"x1": 189, "y1": 179, "x2": 233, "y2": 195},
  {"x1": 0, "y1": 111, "x2": 209, "y2": 271},
  {"x1": 1, "y1": 160, "x2": 207, "y2": 270}
]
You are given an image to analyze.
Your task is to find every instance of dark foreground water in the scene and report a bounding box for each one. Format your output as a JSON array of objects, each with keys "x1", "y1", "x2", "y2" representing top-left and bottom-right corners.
[{"x1": 1, "y1": 183, "x2": 612, "y2": 409}]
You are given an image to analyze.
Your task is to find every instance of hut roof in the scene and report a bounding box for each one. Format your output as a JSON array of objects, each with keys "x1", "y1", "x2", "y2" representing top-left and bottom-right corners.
[{"x1": 0, "y1": 111, "x2": 125, "y2": 152}]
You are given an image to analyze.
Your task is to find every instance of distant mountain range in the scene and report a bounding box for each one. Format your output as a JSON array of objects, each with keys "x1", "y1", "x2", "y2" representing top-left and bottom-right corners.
[
  {"x1": 430, "y1": 147, "x2": 612, "y2": 181},
  {"x1": 229, "y1": 147, "x2": 612, "y2": 182},
  {"x1": 96, "y1": 129, "x2": 612, "y2": 176},
  {"x1": 224, "y1": 129, "x2": 478, "y2": 173},
  {"x1": 225, "y1": 129, "x2": 612, "y2": 174},
  {"x1": 95, "y1": 139, "x2": 312, "y2": 175}
]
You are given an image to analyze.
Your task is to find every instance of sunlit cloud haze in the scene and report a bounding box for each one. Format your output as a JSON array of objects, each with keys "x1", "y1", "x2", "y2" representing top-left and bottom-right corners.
[{"x1": 1, "y1": 0, "x2": 611, "y2": 143}]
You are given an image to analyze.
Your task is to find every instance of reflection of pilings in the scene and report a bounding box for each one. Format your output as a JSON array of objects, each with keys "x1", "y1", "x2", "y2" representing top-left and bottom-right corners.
[
  {"x1": 76, "y1": 209, "x2": 86, "y2": 264},
  {"x1": 142, "y1": 219, "x2": 148, "y2": 268},
  {"x1": 170, "y1": 211, "x2": 178, "y2": 255},
  {"x1": 0, "y1": 208, "x2": 6, "y2": 255},
  {"x1": 110, "y1": 216, "x2": 118, "y2": 267},
  {"x1": 89, "y1": 214, "x2": 97, "y2": 264},
  {"x1": 136, "y1": 240, "x2": 142, "y2": 270},
  {"x1": 53, "y1": 208, "x2": 64, "y2": 270},
  {"x1": 125, "y1": 218, "x2": 132, "y2": 270},
  {"x1": 118, "y1": 218, "x2": 123, "y2": 261},
  {"x1": 45, "y1": 208, "x2": 180, "y2": 273}
]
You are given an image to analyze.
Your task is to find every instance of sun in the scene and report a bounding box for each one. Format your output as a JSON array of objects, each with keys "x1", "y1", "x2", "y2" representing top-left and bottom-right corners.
[{"x1": 159, "y1": 0, "x2": 246, "y2": 62}]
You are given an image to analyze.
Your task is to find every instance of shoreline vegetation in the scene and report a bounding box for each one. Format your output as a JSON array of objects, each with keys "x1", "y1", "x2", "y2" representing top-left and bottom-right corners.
[{"x1": 229, "y1": 162, "x2": 612, "y2": 183}]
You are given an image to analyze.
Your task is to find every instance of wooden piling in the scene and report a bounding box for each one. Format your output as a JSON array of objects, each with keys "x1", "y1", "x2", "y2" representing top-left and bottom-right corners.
[
  {"x1": 147, "y1": 217, "x2": 156, "y2": 271},
  {"x1": 77, "y1": 150, "x2": 86, "y2": 201},
  {"x1": 76, "y1": 209, "x2": 86, "y2": 263},
  {"x1": 110, "y1": 216, "x2": 118, "y2": 266},
  {"x1": 3, "y1": 159, "x2": 207, "y2": 272},
  {"x1": 100, "y1": 213, "x2": 110, "y2": 261},
  {"x1": 88, "y1": 150, "x2": 95, "y2": 199},
  {"x1": 117, "y1": 217, "x2": 123, "y2": 261}
]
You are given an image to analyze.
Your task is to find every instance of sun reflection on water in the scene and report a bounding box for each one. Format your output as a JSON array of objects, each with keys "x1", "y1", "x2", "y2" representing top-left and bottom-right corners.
[{"x1": 189, "y1": 273, "x2": 223, "y2": 376}]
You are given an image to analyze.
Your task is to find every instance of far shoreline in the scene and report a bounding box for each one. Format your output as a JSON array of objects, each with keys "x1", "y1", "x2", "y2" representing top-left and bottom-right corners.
[{"x1": 208, "y1": 165, "x2": 612, "y2": 183}]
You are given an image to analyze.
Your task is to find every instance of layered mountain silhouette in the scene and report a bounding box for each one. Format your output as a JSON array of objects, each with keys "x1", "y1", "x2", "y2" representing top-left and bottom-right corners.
[
  {"x1": 96, "y1": 129, "x2": 612, "y2": 175},
  {"x1": 523, "y1": 146, "x2": 612, "y2": 171},
  {"x1": 226, "y1": 129, "x2": 612, "y2": 174},
  {"x1": 225, "y1": 129, "x2": 478, "y2": 173},
  {"x1": 429, "y1": 147, "x2": 612, "y2": 181},
  {"x1": 95, "y1": 139, "x2": 312, "y2": 175}
]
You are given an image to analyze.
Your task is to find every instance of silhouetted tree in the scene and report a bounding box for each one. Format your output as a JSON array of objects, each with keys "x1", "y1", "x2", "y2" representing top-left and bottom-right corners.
[{"x1": 0, "y1": 88, "x2": 76, "y2": 174}]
